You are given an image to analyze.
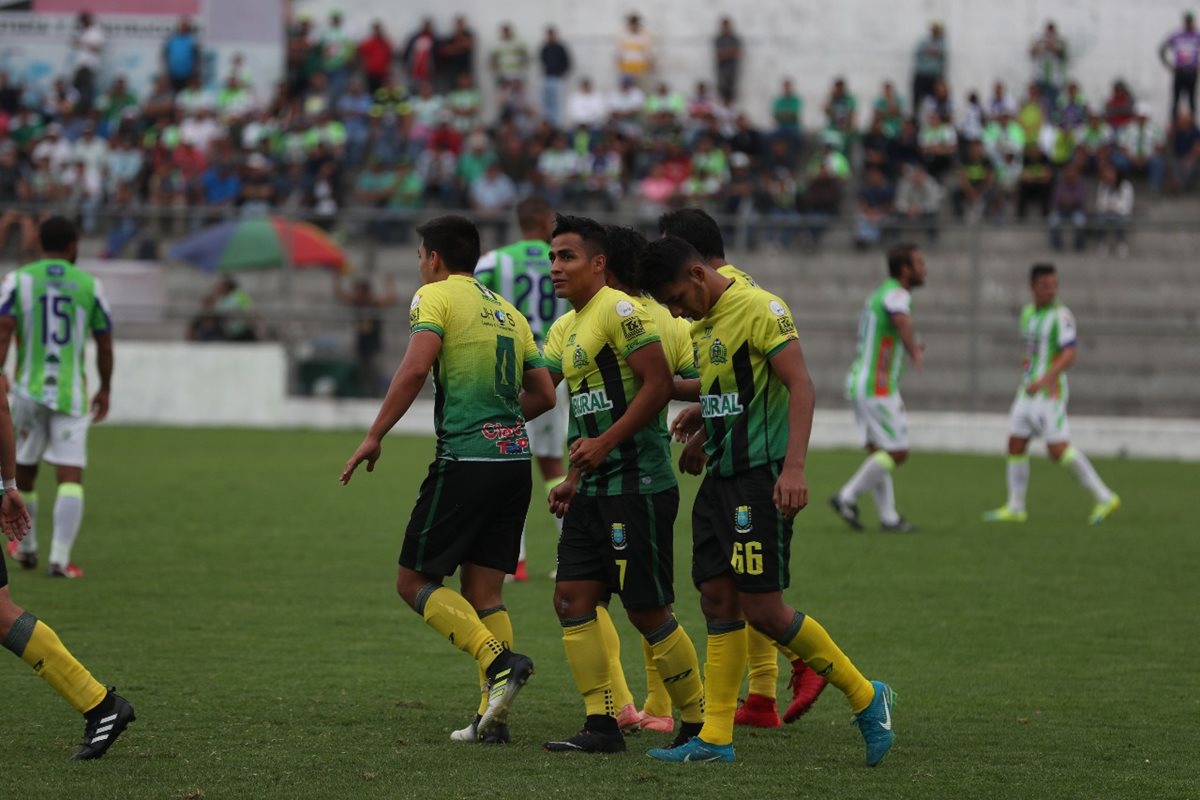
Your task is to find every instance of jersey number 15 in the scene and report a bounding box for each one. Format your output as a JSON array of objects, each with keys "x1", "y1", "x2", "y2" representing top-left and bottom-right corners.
[{"x1": 39, "y1": 294, "x2": 73, "y2": 346}]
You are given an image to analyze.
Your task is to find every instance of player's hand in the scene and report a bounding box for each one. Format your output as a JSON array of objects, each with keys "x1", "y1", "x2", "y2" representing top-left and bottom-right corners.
[
  {"x1": 91, "y1": 388, "x2": 110, "y2": 423},
  {"x1": 340, "y1": 436, "x2": 382, "y2": 485},
  {"x1": 773, "y1": 465, "x2": 808, "y2": 520},
  {"x1": 678, "y1": 432, "x2": 708, "y2": 476},
  {"x1": 1, "y1": 488, "x2": 31, "y2": 542},
  {"x1": 670, "y1": 404, "x2": 703, "y2": 442},
  {"x1": 1024, "y1": 377, "x2": 1046, "y2": 396},
  {"x1": 568, "y1": 437, "x2": 612, "y2": 473},
  {"x1": 548, "y1": 479, "x2": 578, "y2": 519}
]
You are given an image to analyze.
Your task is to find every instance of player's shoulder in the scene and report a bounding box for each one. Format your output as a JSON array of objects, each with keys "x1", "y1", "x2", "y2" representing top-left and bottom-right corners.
[
  {"x1": 717, "y1": 263, "x2": 759, "y2": 287},
  {"x1": 593, "y1": 285, "x2": 646, "y2": 321}
]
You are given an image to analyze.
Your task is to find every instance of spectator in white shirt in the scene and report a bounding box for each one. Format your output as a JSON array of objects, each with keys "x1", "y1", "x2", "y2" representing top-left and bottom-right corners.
[
  {"x1": 1093, "y1": 162, "x2": 1134, "y2": 257},
  {"x1": 567, "y1": 77, "x2": 609, "y2": 131},
  {"x1": 72, "y1": 121, "x2": 110, "y2": 174},
  {"x1": 180, "y1": 108, "x2": 225, "y2": 153},
  {"x1": 608, "y1": 75, "x2": 645, "y2": 135},
  {"x1": 32, "y1": 124, "x2": 74, "y2": 171},
  {"x1": 72, "y1": 11, "x2": 104, "y2": 111}
]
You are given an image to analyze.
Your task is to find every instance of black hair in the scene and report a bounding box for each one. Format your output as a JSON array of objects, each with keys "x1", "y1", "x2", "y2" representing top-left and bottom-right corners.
[
  {"x1": 551, "y1": 213, "x2": 608, "y2": 258},
  {"x1": 635, "y1": 236, "x2": 703, "y2": 296},
  {"x1": 39, "y1": 216, "x2": 78, "y2": 253},
  {"x1": 603, "y1": 225, "x2": 648, "y2": 290},
  {"x1": 887, "y1": 243, "x2": 920, "y2": 278},
  {"x1": 516, "y1": 195, "x2": 552, "y2": 233},
  {"x1": 1030, "y1": 263, "x2": 1056, "y2": 283},
  {"x1": 657, "y1": 207, "x2": 725, "y2": 261},
  {"x1": 415, "y1": 215, "x2": 481, "y2": 272}
]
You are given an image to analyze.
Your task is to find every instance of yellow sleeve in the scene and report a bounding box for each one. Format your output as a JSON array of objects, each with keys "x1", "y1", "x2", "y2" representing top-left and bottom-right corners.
[
  {"x1": 670, "y1": 317, "x2": 699, "y2": 378},
  {"x1": 606, "y1": 294, "x2": 660, "y2": 359},
  {"x1": 543, "y1": 316, "x2": 566, "y2": 374},
  {"x1": 518, "y1": 316, "x2": 542, "y2": 370},
  {"x1": 409, "y1": 285, "x2": 450, "y2": 337},
  {"x1": 752, "y1": 294, "x2": 800, "y2": 358}
]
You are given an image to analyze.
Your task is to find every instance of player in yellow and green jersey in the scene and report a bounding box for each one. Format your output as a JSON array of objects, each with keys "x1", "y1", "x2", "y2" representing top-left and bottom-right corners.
[
  {"x1": 658, "y1": 207, "x2": 828, "y2": 730},
  {"x1": 983, "y1": 263, "x2": 1119, "y2": 524},
  {"x1": 832, "y1": 244, "x2": 927, "y2": 535},
  {"x1": 541, "y1": 215, "x2": 705, "y2": 755},
  {"x1": 340, "y1": 215, "x2": 557, "y2": 745},
  {"x1": 636, "y1": 236, "x2": 896, "y2": 767},
  {"x1": 0, "y1": 217, "x2": 113, "y2": 579}
]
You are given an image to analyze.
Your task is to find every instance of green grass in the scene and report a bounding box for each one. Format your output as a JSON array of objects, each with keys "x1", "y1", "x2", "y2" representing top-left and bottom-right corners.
[{"x1": 1, "y1": 427, "x2": 1197, "y2": 799}]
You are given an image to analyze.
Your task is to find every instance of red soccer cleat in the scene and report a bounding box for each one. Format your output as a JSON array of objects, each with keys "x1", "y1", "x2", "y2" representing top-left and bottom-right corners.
[
  {"x1": 783, "y1": 660, "x2": 829, "y2": 723},
  {"x1": 734, "y1": 692, "x2": 781, "y2": 728},
  {"x1": 7, "y1": 539, "x2": 38, "y2": 570},
  {"x1": 505, "y1": 560, "x2": 529, "y2": 583},
  {"x1": 48, "y1": 562, "x2": 84, "y2": 579}
]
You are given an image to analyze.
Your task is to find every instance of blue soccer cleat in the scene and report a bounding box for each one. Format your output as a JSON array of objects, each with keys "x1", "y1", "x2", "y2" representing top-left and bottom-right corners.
[
  {"x1": 647, "y1": 736, "x2": 734, "y2": 763},
  {"x1": 853, "y1": 680, "x2": 896, "y2": 767}
]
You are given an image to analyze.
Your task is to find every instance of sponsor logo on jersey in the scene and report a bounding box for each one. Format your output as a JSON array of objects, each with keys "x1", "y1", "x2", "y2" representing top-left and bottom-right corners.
[
  {"x1": 611, "y1": 522, "x2": 628, "y2": 550},
  {"x1": 701, "y1": 325, "x2": 713, "y2": 339},
  {"x1": 620, "y1": 316, "x2": 646, "y2": 339},
  {"x1": 481, "y1": 307, "x2": 517, "y2": 327},
  {"x1": 566, "y1": 333, "x2": 577, "y2": 346},
  {"x1": 473, "y1": 281, "x2": 499, "y2": 302},
  {"x1": 572, "y1": 345, "x2": 589, "y2": 368},
  {"x1": 700, "y1": 392, "x2": 744, "y2": 418},
  {"x1": 481, "y1": 422, "x2": 530, "y2": 454},
  {"x1": 409, "y1": 294, "x2": 421, "y2": 326},
  {"x1": 709, "y1": 338, "x2": 728, "y2": 365},
  {"x1": 615, "y1": 300, "x2": 635, "y2": 317},
  {"x1": 777, "y1": 315, "x2": 796, "y2": 335},
  {"x1": 734, "y1": 505, "x2": 753, "y2": 534},
  {"x1": 571, "y1": 389, "x2": 613, "y2": 416}
]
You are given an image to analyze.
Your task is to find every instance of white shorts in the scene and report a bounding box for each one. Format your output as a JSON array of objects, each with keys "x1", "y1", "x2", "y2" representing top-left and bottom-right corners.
[
  {"x1": 527, "y1": 381, "x2": 569, "y2": 459},
  {"x1": 12, "y1": 393, "x2": 90, "y2": 468},
  {"x1": 852, "y1": 394, "x2": 910, "y2": 452},
  {"x1": 1007, "y1": 391, "x2": 1070, "y2": 444}
]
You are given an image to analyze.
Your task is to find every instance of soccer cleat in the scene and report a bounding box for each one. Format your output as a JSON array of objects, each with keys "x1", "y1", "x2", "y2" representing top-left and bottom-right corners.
[
  {"x1": 544, "y1": 727, "x2": 626, "y2": 753},
  {"x1": 450, "y1": 715, "x2": 480, "y2": 742},
  {"x1": 637, "y1": 709, "x2": 674, "y2": 733},
  {"x1": 852, "y1": 680, "x2": 896, "y2": 767},
  {"x1": 981, "y1": 507, "x2": 1028, "y2": 523},
  {"x1": 829, "y1": 494, "x2": 863, "y2": 531},
  {"x1": 6, "y1": 539, "x2": 37, "y2": 570},
  {"x1": 72, "y1": 689, "x2": 135, "y2": 761},
  {"x1": 783, "y1": 661, "x2": 829, "y2": 723},
  {"x1": 477, "y1": 650, "x2": 533, "y2": 738},
  {"x1": 881, "y1": 517, "x2": 919, "y2": 533},
  {"x1": 616, "y1": 703, "x2": 642, "y2": 733},
  {"x1": 48, "y1": 562, "x2": 84, "y2": 578},
  {"x1": 1089, "y1": 494, "x2": 1120, "y2": 525},
  {"x1": 647, "y1": 736, "x2": 734, "y2": 763},
  {"x1": 733, "y1": 693, "x2": 781, "y2": 728},
  {"x1": 504, "y1": 560, "x2": 529, "y2": 583},
  {"x1": 481, "y1": 724, "x2": 510, "y2": 744}
]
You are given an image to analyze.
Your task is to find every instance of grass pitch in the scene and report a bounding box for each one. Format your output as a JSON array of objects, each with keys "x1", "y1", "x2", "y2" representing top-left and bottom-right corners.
[{"x1": 1, "y1": 427, "x2": 1196, "y2": 799}]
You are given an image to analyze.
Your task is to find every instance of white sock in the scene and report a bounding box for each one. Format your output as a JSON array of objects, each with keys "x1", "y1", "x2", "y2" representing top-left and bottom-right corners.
[
  {"x1": 840, "y1": 451, "x2": 894, "y2": 504},
  {"x1": 1062, "y1": 447, "x2": 1113, "y2": 504},
  {"x1": 518, "y1": 530, "x2": 527, "y2": 562},
  {"x1": 871, "y1": 473, "x2": 900, "y2": 525},
  {"x1": 16, "y1": 491, "x2": 37, "y2": 554},
  {"x1": 1006, "y1": 456, "x2": 1030, "y2": 513},
  {"x1": 48, "y1": 484, "x2": 84, "y2": 567}
]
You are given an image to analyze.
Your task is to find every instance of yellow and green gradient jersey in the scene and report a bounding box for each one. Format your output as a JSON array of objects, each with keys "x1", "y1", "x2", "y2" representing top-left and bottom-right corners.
[
  {"x1": 474, "y1": 240, "x2": 568, "y2": 346},
  {"x1": 845, "y1": 278, "x2": 912, "y2": 399},
  {"x1": 0, "y1": 259, "x2": 112, "y2": 417},
  {"x1": 691, "y1": 279, "x2": 799, "y2": 478},
  {"x1": 409, "y1": 274, "x2": 542, "y2": 461},
  {"x1": 1019, "y1": 301, "x2": 1076, "y2": 398},
  {"x1": 544, "y1": 286, "x2": 675, "y2": 496}
]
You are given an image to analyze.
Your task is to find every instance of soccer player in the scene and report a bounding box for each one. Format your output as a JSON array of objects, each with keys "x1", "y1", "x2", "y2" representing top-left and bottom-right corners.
[
  {"x1": 541, "y1": 215, "x2": 705, "y2": 755},
  {"x1": 636, "y1": 237, "x2": 896, "y2": 767},
  {"x1": 832, "y1": 243, "x2": 926, "y2": 534},
  {"x1": 0, "y1": 364, "x2": 134, "y2": 760},
  {"x1": 0, "y1": 216, "x2": 113, "y2": 578},
  {"x1": 983, "y1": 264, "x2": 1120, "y2": 524},
  {"x1": 340, "y1": 215, "x2": 556, "y2": 743},
  {"x1": 657, "y1": 207, "x2": 827, "y2": 729},
  {"x1": 475, "y1": 196, "x2": 570, "y2": 582}
]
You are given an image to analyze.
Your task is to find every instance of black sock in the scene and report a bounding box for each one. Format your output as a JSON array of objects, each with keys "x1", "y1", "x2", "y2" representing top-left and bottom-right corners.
[
  {"x1": 585, "y1": 714, "x2": 619, "y2": 735},
  {"x1": 84, "y1": 690, "x2": 114, "y2": 722},
  {"x1": 678, "y1": 721, "x2": 703, "y2": 740}
]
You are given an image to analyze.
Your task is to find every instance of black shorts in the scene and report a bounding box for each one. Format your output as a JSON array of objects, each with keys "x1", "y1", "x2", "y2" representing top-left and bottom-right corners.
[
  {"x1": 692, "y1": 464, "x2": 792, "y2": 593},
  {"x1": 556, "y1": 488, "x2": 679, "y2": 611},
  {"x1": 0, "y1": 550, "x2": 7, "y2": 590},
  {"x1": 399, "y1": 459, "x2": 531, "y2": 577}
]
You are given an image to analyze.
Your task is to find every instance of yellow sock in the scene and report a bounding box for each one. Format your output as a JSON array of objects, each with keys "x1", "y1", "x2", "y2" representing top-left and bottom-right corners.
[
  {"x1": 647, "y1": 617, "x2": 705, "y2": 725},
  {"x1": 746, "y1": 626, "x2": 781, "y2": 699},
  {"x1": 417, "y1": 585, "x2": 504, "y2": 673},
  {"x1": 596, "y1": 606, "x2": 634, "y2": 709},
  {"x1": 640, "y1": 637, "x2": 672, "y2": 717},
  {"x1": 2, "y1": 613, "x2": 106, "y2": 714},
  {"x1": 779, "y1": 612, "x2": 874, "y2": 713},
  {"x1": 561, "y1": 614, "x2": 615, "y2": 718},
  {"x1": 475, "y1": 606, "x2": 513, "y2": 716},
  {"x1": 697, "y1": 621, "x2": 748, "y2": 746}
]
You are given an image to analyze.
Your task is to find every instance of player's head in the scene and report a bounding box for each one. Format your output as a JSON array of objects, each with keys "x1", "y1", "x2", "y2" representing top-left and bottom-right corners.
[
  {"x1": 636, "y1": 235, "x2": 717, "y2": 319},
  {"x1": 516, "y1": 195, "x2": 555, "y2": 241},
  {"x1": 1029, "y1": 262, "x2": 1058, "y2": 306},
  {"x1": 603, "y1": 225, "x2": 647, "y2": 294},
  {"x1": 549, "y1": 213, "x2": 608, "y2": 306},
  {"x1": 887, "y1": 243, "x2": 926, "y2": 289},
  {"x1": 415, "y1": 215, "x2": 480, "y2": 284},
  {"x1": 39, "y1": 216, "x2": 79, "y2": 261},
  {"x1": 657, "y1": 208, "x2": 726, "y2": 265}
]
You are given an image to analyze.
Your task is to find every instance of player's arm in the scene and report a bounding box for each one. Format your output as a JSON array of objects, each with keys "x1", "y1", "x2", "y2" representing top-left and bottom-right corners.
[
  {"x1": 1026, "y1": 345, "x2": 1075, "y2": 395},
  {"x1": 520, "y1": 365, "x2": 555, "y2": 421},
  {"x1": 768, "y1": 340, "x2": 815, "y2": 519},
  {"x1": 672, "y1": 376, "x2": 699, "y2": 401},
  {"x1": 891, "y1": 312, "x2": 923, "y2": 371},
  {"x1": 0, "y1": 316, "x2": 13, "y2": 392},
  {"x1": 340, "y1": 331, "x2": 440, "y2": 484},
  {"x1": 92, "y1": 331, "x2": 113, "y2": 422},
  {"x1": 0, "y1": 376, "x2": 31, "y2": 541}
]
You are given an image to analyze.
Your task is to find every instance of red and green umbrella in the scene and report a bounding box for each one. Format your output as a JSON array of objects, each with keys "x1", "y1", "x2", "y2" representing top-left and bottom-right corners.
[{"x1": 169, "y1": 216, "x2": 349, "y2": 273}]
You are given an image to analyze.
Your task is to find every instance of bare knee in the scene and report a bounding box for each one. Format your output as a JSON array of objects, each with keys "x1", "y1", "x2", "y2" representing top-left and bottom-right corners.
[
  {"x1": 1007, "y1": 437, "x2": 1030, "y2": 457},
  {"x1": 740, "y1": 593, "x2": 795, "y2": 641},
  {"x1": 698, "y1": 575, "x2": 741, "y2": 624},
  {"x1": 0, "y1": 589, "x2": 23, "y2": 640},
  {"x1": 459, "y1": 563, "x2": 505, "y2": 610},
  {"x1": 626, "y1": 606, "x2": 671, "y2": 637},
  {"x1": 889, "y1": 450, "x2": 909, "y2": 465},
  {"x1": 552, "y1": 580, "x2": 603, "y2": 621},
  {"x1": 395, "y1": 567, "x2": 434, "y2": 609},
  {"x1": 1046, "y1": 442, "x2": 1069, "y2": 463}
]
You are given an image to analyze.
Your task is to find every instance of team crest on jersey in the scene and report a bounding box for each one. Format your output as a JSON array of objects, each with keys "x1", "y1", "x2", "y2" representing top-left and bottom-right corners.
[
  {"x1": 734, "y1": 505, "x2": 753, "y2": 534},
  {"x1": 572, "y1": 345, "x2": 589, "y2": 368},
  {"x1": 611, "y1": 522, "x2": 628, "y2": 550},
  {"x1": 615, "y1": 300, "x2": 635, "y2": 317},
  {"x1": 768, "y1": 301, "x2": 786, "y2": 316},
  {"x1": 620, "y1": 316, "x2": 645, "y2": 339},
  {"x1": 710, "y1": 338, "x2": 728, "y2": 365}
]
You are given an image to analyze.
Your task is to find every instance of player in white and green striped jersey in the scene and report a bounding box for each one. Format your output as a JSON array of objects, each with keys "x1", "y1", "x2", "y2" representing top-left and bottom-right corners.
[
  {"x1": 0, "y1": 217, "x2": 114, "y2": 578},
  {"x1": 983, "y1": 263, "x2": 1119, "y2": 525}
]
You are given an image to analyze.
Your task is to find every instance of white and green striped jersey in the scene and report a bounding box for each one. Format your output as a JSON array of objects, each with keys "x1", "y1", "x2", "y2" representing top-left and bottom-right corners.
[
  {"x1": 0, "y1": 259, "x2": 113, "y2": 416},
  {"x1": 474, "y1": 239, "x2": 568, "y2": 346},
  {"x1": 846, "y1": 278, "x2": 912, "y2": 399},
  {"x1": 1019, "y1": 301, "x2": 1076, "y2": 398}
]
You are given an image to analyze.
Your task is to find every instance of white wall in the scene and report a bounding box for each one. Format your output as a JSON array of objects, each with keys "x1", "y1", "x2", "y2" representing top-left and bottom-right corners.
[{"x1": 297, "y1": 0, "x2": 1188, "y2": 127}]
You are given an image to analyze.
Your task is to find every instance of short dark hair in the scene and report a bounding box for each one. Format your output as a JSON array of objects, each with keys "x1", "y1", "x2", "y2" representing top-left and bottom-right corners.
[
  {"x1": 551, "y1": 213, "x2": 608, "y2": 258},
  {"x1": 604, "y1": 225, "x2": 648, "y2": 289},
  {"x1": 1030, "y1": 263, "x2": 1056, "y2": 283},
  {"x1": 415, "y1": 215, "x2": 480, "y2": 272},
  {"x1": 635, "y1": 236, "x2": 703, "y2": 295},
  {"x1": 39, "y1": 216, "x2": 78, "y2": 253},
  {"x1": 657, "y1": 208, "x2": 725, "y2": 261},
  {"x1": 887, "y1": 243, "x2": 920, "y2": 278},
  {"x1": 516, "y1": 195, "x2": 552, "y2": 232}
]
